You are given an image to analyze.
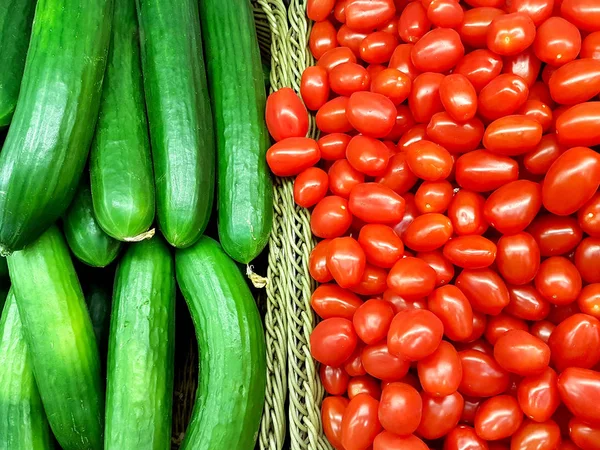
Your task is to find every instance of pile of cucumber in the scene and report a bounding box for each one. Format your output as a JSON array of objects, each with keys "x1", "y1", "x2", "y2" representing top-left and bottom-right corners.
[{"x1": 0, "y1": 0, "x2": 272, "y2": 449}]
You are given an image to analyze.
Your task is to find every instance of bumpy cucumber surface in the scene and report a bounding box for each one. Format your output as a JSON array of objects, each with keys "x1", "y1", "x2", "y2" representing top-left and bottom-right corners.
[
  {"x1": 200, "y1": 0, "x2": 273, "y2": 264},
  {"x1": 0, "y1": 0, "x2": 36, "y2": 127},
  {"x1": 64, "y1": 181, "x2": 122, "y2": 267},
  {"x1": 8, "y1": 225, "x2": 104, "y2": 450},
  {"x1": 0, "y1": 0, "x2": 113, "y2": 254},
  {"x1": 105, "y1": 236, "x2": 175, "y2": 449},
  {"x1": 0, "y1": 291, "x2": 54, "y2": 450},
  {"x1": 136, "y1": 0, "x2": 215, "y2": 248},
  {"x1": 90, "y1": 0, "x2": 155, "y2": 241},
  {"x1": 176, "y1": 236, "x2": 266, "y2": 450}
]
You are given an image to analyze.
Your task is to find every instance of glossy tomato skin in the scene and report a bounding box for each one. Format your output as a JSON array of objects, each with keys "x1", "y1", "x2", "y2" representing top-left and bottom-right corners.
[
  {"x1": 311, "y1": 283, "x2": 364, "y2": 320},
  {"x1": 358, "y1": 224, "x2": 404, "y2": 268},
  {"x1": 405, "y1": 140, "x2": 453, "y2": 181},
  {"x1": 494, "y1": 330, "x2": 550, "y2": 376},
  {"x1": 527, "y1": 215, "x2": 583, "y2": 257},
  {"x1": 417, "y1": 391, "x2": 464, "y2": 440},
  {"x1": 266, "y1": 87, "x2": 309, "y2": 142},
  {"x1": 310, "y1": 20, "x2": 338, "y2": 60},
  {"x1": 505, "y1": 284, "x2": 550, "y2": 321},
  {"x1": 415, "y1": 180, "x2": 454, "y2": 214},
  {"x1": 344, "y1": 0, "x2": 396, "y2": 31},
  {"x1": 478, "y1": 74, "x2": 529, "y2": 121},
  {"x1": 387, "y1": 256, "x2": 437, "y2": 299},
  {"x1": 361, "y1": 342, "x2": 411, "y2": 380},
  {"x1": 523, "y1": 134, "x2": 565, "y2": 175},
  {"x1": 389, "y1": 44, "x2": 421, "y2": 81},
  {"x1": 503, "y1": 48, "x2": 542, "y2": 88},
  {"x1": 448, "y1": 190, "x2": 488, "y2": 236},
  {"x1": 556, "y1": 102, "x2": 600, "y2": 148},
  {"x1": 560, "y1": 0, "x2": 600, "y2": 32},
  {"x1": 439, "y1": 74, "x2": 478, "y2": 122},
  {"x1": 483, "y1": 115, "x2": 543, "y2": 156},
  {"x1": 443, "y1": 235, "x2": 497, "y2": 269},
  {"x1": 310, "y1": 239, "x2": 333, "y2": 283},
  {"x1": 387, "y1": 309, "x2": 444, "y2": 361},
  {"x1": 322, "y1": 396, "x2": 349, "y2": 450},
  {"x1": 319, "y1": 133, "x2": 352, "y2": 161},
  {"x1": 484, "y1": 313, "x2": 529, "y2": 345},
  {"x1": 534, "y1": 17, "x2": 581, "y2": 66},
  {"x1": 373, "y1": 432, "x2": 429, "y2": 450},
  {"x1": 459, "y1": 349, "x2": 510, "y2": 397},
  {"x1": 530, "y1": 320, "x2": 555, "y2": 343},
  {"x1": 294, "y1": 167, "x2": 329, "y2": 208},
  {"x1": 558, "y1": 367, "x2": 600, "y2": 426},
  {"x1": 347, "y1": 92, "x2": 396, "y2": 138},
  {"x1": 417, "y1": 250, "x2": 455, "y2": 287},
  {"x1": 376, "y1": 152, "x2": 419, "y2": 195},
  {"x1": 455, "y1": 49, "x2": 504, "y2": 92},
  {"x1": 311, "y1": 195, "x2": 353, "y2": 239},
  {"x1": 360, "y1": 31, "x2": 398, "y2": 64},
  {"x1": 484, "y1": 180, "x2": 542, "y2": 234},
  {"x1": 417, "y1": 341, "x2": 463, "y2": 396},
  {"x1": 542, "y1": 146, "x2": 600, "y2": 216},
  {"x1": 444, "y1": 425, "x2": 489, "y2": 450},
  {"x1": 399, "y1": 2, "x2": 431, "y2": 43},
  {"x1": 393, "y1": 193, "x2": 419, "y2": 238},
  {"x1": 378, "y1": 382, "x2": 423, "y2": 435},
  {"x1": 549, "y1": 59, "x2": 600, "y2": 105},
  {"x1": 329, "y1": 159, "x2": 365, "y2": 198},
  {"x1": 348, "y1": 375, "x2": 382, "y2": 400},
  {"x1": 496, "y1": 232, "x2": 540, "y2": 285},
  {"x1": 383, "y1": 289, "x2": 427, "y2": 314},
  {"x1": 426, "y1": 112, "x2": 485, "y2": 154},
  {"x1": 370, "y1": 68, "x2": 412, "y2": 105},
  {"x1": 346, "y1": 135, "x2": 391, "y2": 177},
  {"x1": 487, "y1": 13, "x2": 536, "y2": 56},
  {"x1": 341, "y1": 393, "x2": 382, "y2": 450},
  {"x1": 349, "y1": 183, "x2": 406, "y2": 224},
  {"x1": 534, "y1": 256, "x2": 582, "y2": 306},
  {"x1": 317, "y1": 97, "x2": 354, "y2": 133},
  {"x1": 330, "y1": 63, "x2": 371, "y2": 97},
  {"x1": 403, "y1": 213, "x2": 454, "y2": 252},
  {"x1": 411, "y1": 28, "x2": 464, "y2": 73},
  {"x1": 577, "y1": 284, "x2": 600, "y2": 319},
  {"x1": 386, "y1": 104, "x2": 416, "y2": 140},
  {"x1": 578, "y1": 193, "x2": 600, "y2": 237},
  {"x1": 267, "y1": 137, "x2": 321, "y2": 177},
  {"x1": 518, "y1": 100, "x2": 553, "y2": 132},
  {"x1": 575, "y1": 237, "x2": 600, "y2": 284},
  {"x1": 511, "y1": 420, "x2": 561, "y2": 450},
  {"x1": 321, "y1": 365, "x2": 351, "y2": 395},
  {"x1": 459, "y1": 7, "x2": 506, "y2": 49},
  {"x1": 310, "y1": 318, "x2": 358, "y2": 367},
  {"x1": 353, "y1": 300, "x2": 395, "y2": 345},
  {"x1": 337, "y1": 25, "x2": 368, "y2": 56},
  {"x1": 582, "y1": 32, "x2": 600, "y2": 59},
  {"x1": 456, "y1": 268, "x2": 510, "y2": 315},
  {"x1": 455, "y1": 150, "x2": 519, "y2": 192},
  {"x1": 569, "y1": 418, "x2": 600, "y2": 450},
  {"x1": 428, "y1": 285, "x2": 474, "y2": 341},
  {"x1": 327, "y1": 237, "x2": 367, "y2": 289},
  {"x1": 307, "y1": 0, "x2": 335, "y2": 21},
  {"x1": 318, "y1": 47, "x2": 358, "y2": 73},
  {"x1": 409, "y1": 72, "x2": 445, "y2": 124},
  {"x1": 548, "y1": 313, "x2": 600, "y2": 371},
  {"x1": 301, "y1": 66, "x2": 330, "y2": 111},
  {"x1": 427, "y1": 0, "x2": 465, "y2": 28},
  {"x1": 475, "y1": 395, "x2": 524, "y2": 440},
  {"x1": 518, "y1": 367, "x2": 561, "y2": 422},
  {"x1": 506, "y1": 0, "x2": 553, "y2": 25}
]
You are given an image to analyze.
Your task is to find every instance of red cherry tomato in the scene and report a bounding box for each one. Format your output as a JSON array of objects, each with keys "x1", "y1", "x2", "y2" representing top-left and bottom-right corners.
[
  {"x1": 353, "y1": 300, "x2": 395, "y2": 345},
  {"x1": 549, "y1": 313, "x2": 600, "y2": 371},
  {"x1": 392, "y1": 193, "x2": 419, "y2": 239},
  {"x1": 560, "y1": 0, "x2": 600, "y2": 32},
  {"x1": 427, "y1": 0, "x2": 464, "y2": 28},
  {"x1": 487, "y1": 12, "x2": 536, "y2": 56},
  {"x1": 555, "y1": 102, "x2": 600, "y2": 148},
  {"x1": 376, "y1": 152, "x2": 419, "y2": 195},
  {"x1": 308, "y1": 0, "x2": 336, "y2": 21},
  {"x1": 346, "y1": 135, "x2": 391, "y2": 177},
  {"x1": 549, "y1": 59, "x2": 600, "y2": 106},
  {"x1": 349, "y1": 183, "x2": 405, "y2": 224},
  {"x1": 577, "y1": 284, "x2": 600, "y2": 319},
  {"x1": 459, "y1": 349, "x2": 510, "y2": 397},
  {"x1": 327, "y1": 237, "x2": 367, "y2": 289},
  {"x1": 506, "y1": 0, "x2": 553, "y2": 25},
  {"x1": 417, "y1": 250, "x2": 455, "y2": 287},
  {"x1": 428, "y1": 285, "x2": 474, "y2": 341},
  {"x1": 517, "y1": 100, "x2": 553, "y2": 132},
  {"x1": 387, "y1": 309, "x2": 444, "y2": 361},
  {"x1": 317, "y1": 97, "x2": 354, "y2": 133},
  {"x1": 319, "y1": 133, "x2": 352, "y2": 161},
  {"x1": 484, "y1": 180, "x2": 542, "y2": 234},
  {"x1": 311, "y1": 283, "x2": 364, "y2": 320},
  {"x1": 415, "y1": 180, "x2": 454, "y2": 214},
  {"x1": 301, "y1": 66, "x2": 330, "y2": 111},
  {"x1": 496, "y1": 232, "x2": 540, "y2": 286},
  {"x1": 455, "y1": 150, "x2": 519, "y2": 192},
  {"x1": 318, "y1": 47, "x2": 358, "y2": 73},
  {"x1": 409, "y1": 72, "x2": 445, "y2": 124},
  {"x1": 342, "y1": 393, "x2": 382, "y2": 450},
  {"x1": 358, "y1": 224, "x2": 404, "y2": 269},
  {"x1": 352, "y1": 264, "x2": 389, "y2": 297},
  {"x1": 360, "y1": 31, "x2": 398, "y2": 64},
  {"x1": 459, "y1": 7, "x2": 506, "y2": 49},
  {"x1": 483, "y1": 115, "x2": 542, "y2": 156},
  {"x1": 361, "y1": 342, "x2": 411, "y2": 380},
  {"x1": 417, "y1": 340, "x2": 462, "y2": 396},
  {"x1": 478, "y1": 74, "x2": 529, "y2": 121},
  {"x1": 322, "y1": 396, "x2": 349, "y2": 450},
  {"x1": 447, "y1": 190, "x2": 487, "y2": 236},
  {"x1": 385, "y1": 104, "x2": 416, "y2": 140},
  {"x1": 534, "y1": 256, "x2": 582, "y2": 306},
  {"x1": 321, "y1": 365, "x2": 351, "y2": 395},
  {"x1": 309, "y1": 239, "x2": 333, "y2": 283},
  {"x1": 426, "y1": 112, "x2": 484, "y2": 154},
  {"x1": 547, "y1": 302, "x2": 582, "y2": 325},
  {"x1": 344, "y1": 0, "x2": 396, "y2": 32},
  {"x1": 389, "y1": 44, "x2": 421, "y2": 81},
  {"x1": 443, "y1": 235, "x2": 497, "y2": 269},
  {"x1": 528, "y1": 81, "x2": 554, "y2": 107},
  {"x1": 439, "y1": 74, "x2": 478, "y2": 122},
  {"x1": 582, "y1": 32, "x2": 600, "y2": 60},
  {"x1": 403, "y1": 213, "x2": 454, "y2": 252},
  {"x1": 534, "y1": 17, "x2": 581, "y2": 66},
  {"x1": 417, "y1": 391, "x2": 464, "y2": 440},
  {"x1": 527, "y1": 214, "x2": 583, "y2": 257},
  {"x1": 329, "y1": 63, "x2": 371, "y2": 97},
  {"x1": 266, "y1": 88, "x2": 309, "y2": 142},
  {"x1": 411, "y1": 28, "x2": 464, "y2": 73},
  {"x1": 383, "y1": 289, "x2": 427, "y2": 314},
  {"x1": 456, "y1": 268, "x2": 510, "y2": 315},
  {"x1": 310, "y1": 317, "x2": 358, "y2": 367},
  {"x1": 310, "y1": 20, "x2": 338, "y2": 60},
  {"x1": 475, "y1": 395, "x2": 524, "y2": 440},
  {"x1": 370, "y1": 68, "x2": 412, "y2": 105},
  {"x1": 337, "y1": 25, "x2": 368, "y2": 56},
  {"x1": 579, "y1": 192, "x2": 600, "y2": 237},
  {"x1": 569, "y1": 418, "x2": 600, "y2": 450},
  {"x1": 523, "y1": 134, "x2": 565, "y2": 175},
  {"x1": 347, "y1": 92, "x2": 396, "y2": 138},
  {"x1": 494, "y1": 330, "x2": 550, "y2": 376},
  {"x1": 311, "y1": 196, "x2": 353, "y2": 239},
  {"x1": 511, "y1": 420, "x2": 561, "y2": 450},
  {"x1": 505, "y1": 284, "x2": 550, "y2": 321},
  {"x1": 373, "y1": 432, "x2": 429, "y2": 450},
  {"x1": 329, "y1": 159, "x2": 365, "y2": 198},
  {"x1": 455, "y1": 49, "x2": 504, "y2": 92},
  {"x1": 399, "y1": 2, "x2": 431, "y2": 43},
  {"x1": 348, "y1": 374, "x2": 382, "y2": 399},
  {"x1": 294, "y1": 167, "x2": 329, "y2": 208},
  {"x1": 464, "y1": 311, "x2": 488, "y2": 344},
  {"x1": 558, "y1": 367, "x2": 600, "y2": 426},
  {"x1": 503, "y1": 49, "x2": 542, "y2": 88},
  {"x1": 267, "y1": 137, "x2": 320, "y2": 177},
  {"x1": 484, "y1": 313, "x2": 529, "y2": 345},
  {"x1": 444, "y1": 426, "x2": 489, "y2": 450},
  {"x1": 405, "y1": 140, "x2": 453, "y2": 181},
  {"x1": 518, "y1": 367, "x2": 561, "y2": 423},
  {"x1": 387, "y1": 257, "x2": 437, "y2": 299},
  {"x1": 530, "y1": 320, "x2": 555, "y2": 343},
  {"x1": 378, "y1": 382, "x2": 423, "y2": 435},
  {"x1": 575, "y1": 237, "x2": 600, "y2": 284}
]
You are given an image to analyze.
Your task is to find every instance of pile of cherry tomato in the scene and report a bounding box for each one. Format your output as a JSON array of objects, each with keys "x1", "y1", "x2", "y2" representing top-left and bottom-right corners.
[{"x1": 264, "y1": 0, "x2": 600, "y2": 447}]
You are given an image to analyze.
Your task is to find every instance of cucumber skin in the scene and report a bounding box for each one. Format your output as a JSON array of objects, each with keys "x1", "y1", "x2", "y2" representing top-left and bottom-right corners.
[
  {"x1": 200, "y1": 0, "x2": 273, "y2": 263},
  {"x1": 0, "y1": 0, "x2": 36, "y2": 128},
  {"x1": 0, "y1": 0, "x2": 113, "y2": 255},
  {"x1": 0, "y1": 291, "x2": 54, "y2": 450},
  {"x1": 7, "y1": 225, "x2": 104, "y2": 450},
  {"x1": 175, "y1": 236, "x2": 266, "y2": 450},
  {"x1": 63, "y1": 182, "x2": 122, "y2": 268},
  {"x1": 90, "y1": 0, "x2": 155, "y2": 241},
  {"x1": 136, "y1": 0, "x2": 215, "y2": 249},
  {"x1": 105, "y1": 237, "x2": 175, "y2": 450}
]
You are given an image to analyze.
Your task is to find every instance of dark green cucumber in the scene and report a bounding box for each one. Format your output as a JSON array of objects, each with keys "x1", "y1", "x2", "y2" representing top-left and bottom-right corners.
[
  {"x1": 175, "y1": 236, "x2": 266, "y2": 450},
  {"x1": 84, "y1": 282, "x2": 111, "y2": 354},
  {"x1": 136, "y1": 0, "x2": 215, "y2": 248},
  {"x1": 105, "y1": 236, "x2": 175, "y2": 449},
  {"x1": 63, "y1": 181, "x2": 122, "y2": 268},
  {"x1": 200, "y1": 0, "x2": 273, "y2": 263},
  {"x1": 0, "y1": 0, "x2": 113, "y2": 255},
  {"x1": 7, "y1": 225, "x2": 103, "y2": 450},
  {"x1": 90, "y1": 0, "x2": 155, "y2": 241},
  {"x1": 0, "y1": 291, "x2": 54, "y2": 450},
  {"x1": 0, "y1": 0, "x2": 36, "y2": 127}
]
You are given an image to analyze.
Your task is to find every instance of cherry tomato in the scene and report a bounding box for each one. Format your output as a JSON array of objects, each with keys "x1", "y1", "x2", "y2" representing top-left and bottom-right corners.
[
  {"x1": 577, "y1": 284, "x2": 600, "y2": 319},
  {"x1": 399, "y1": 2, "x2": 431, "y2": 43},
  {"x1": 393, "y1": 193, "x2": 419, "y2": 238},
  {"x1": 478, "y1": 74, "x2": 529, "y2": 121},
  {"x1": 414, "y1": 183, "x2": 453, "y2": 217},
  {"x1": 505, "y1": 284, "x2": 550, "y2": 321},
  {"x1": 428, "y1": 285, "x2": 474, "y2": 341},
  {"x1": 547, "y1": 302, "x2": 582, "y2": 325},
  {"x1": 308, "y1": 0, "x2": 336, "y2": 21},
  {"x1": 560, "y1": 0, "x2": 600, "y2": 32},
  {"x1": 411, "y1": 28, "x2": 464, "y2": 73},
  {"x1": 309, "y1": 239, "x2": 333, "y2": 283},
  {"x1": 438, "y1": 74, "x2": 478, "y2": 122},
  {"x1": 337, "y1": 25, "x2": 369, "y2": 56},
  {"x1": 417, "y1": 340, "x2": 462, "y2": 396},
  {"x1": 558, "y1": 367, "x2": 600, "y2": 426},
  {"x1": 534, "y1": 17, "x2": 581, "y2": 66},
  {"x1": 294, "y1": 167, "x2": 329, "y2": 208},
  {"x1": 383, "y1": 289, "x2": 427, "y2": 314},
  {"x1": 487, "y1": 13, "x2": 536, "y2": 56},
  {"x1": 555, "y1": 102, "x2": 600, "y2": 148},
  {"x1": 353, "y1": 264, "x2": 393, "y2": 297},
  {"x1": 387, "y1": 257, "x2": 437, "y2": 300},
  {"x1": 385, "y1": 104, "x2": 416, "y2": 140},
  {"x1": 349, "y1": 183, "x2": 405, "y2": 224},
  {"x1": 311, "y1": 283, "x2": 364, "y2": 319},
  {"x1": 318, "y1": 47, "x2": 358, "y2": 73},
  {"x1": 360, "y1": 31, "x2": 398, "y2": 64},
  {"x1": 311, "y1": 196, "x2": 353, "y2": 239},
  {"x1": 327, "y1": 237, "x2": 367, "y2": 288},
  {"x1": 462, "y1": 397, "x2": 483, "y2": 425},
  {"x1": 344, "y1": 0, "x2": 396, "y2": 31},
  {"x1": 484, "y1": 180, "x2": 542, "y2": 234},
  {"x1": 348, "y1": 374, "x2": 382, "y2": 399},
  {"x1": 549, "y1": 59, "x2": 600, "y2": 106},
  {"x1": 518, "y1": 367, "x2": 561, "y2": 422},
  {"x1": 511, "y1": 420, "x2": 561, "y2": 450},
  {"x1": 455, "y1": 49, "x2": 504, "y2": 92},
  {"x1": 266, "y1": 87, "x2": 309, "y2": 143},
  {"x1": 389, "y1": 44, "x2": 421, "y2": 81},
  {"x1": 443, "y1": 235, "x2": 497, "y2": 269},
  {"x1": 378, "y1": 382, "x2": 423, "y2": 435},
  {"x1": 353, "y1": 300, "x2": 395, "y2": 345},
  {"x1": 549, "y1": 313, "x2": 600, "y2": 371},
  {"x1": 517, "y1": 100, "x2": 553, "y2": 132},
  {"x1": 483, "y1": 115, "x2": 543, "y2": 156},
  {"x1": 376, "y1": 152, "x2": 418, "y2": 195},
  {"x1": 475, "y1": 395, "x2": 524, "y2": 440},
  {"x1": 267, "y1": 137, "x2": 320, "y2": 177},
  {"x1": 447, "y1": 190, "x2": 487, "y2": 236},
  {"x1": 370, "y1": 68, "x2": 412, "y2": 105},
  {"x1": 459, "y1": 7, "x2": 506, "y2": 49},
  {"x1": 415, "y1": 391, "x2": 463, "y2": 440},
  {"x1": 409, "y1": 72, "x2": 445, "y2": 124},
  {"x1": 321, "y1": 365, "x2": 351, "y2": 395},
  {"x1": 329, "y1": 159, "x2": 365, "y2": 198},
  {"x1": 444, "y1": 426, "x2": 489, "y2": 450},
  {"x1": 310, "y1": 317, "x2": 358, "y2": 367},
  {"x1": 387, "y1": 309, "x2": 443, "y2": 361},
  {"x1": 347, "y1": 92, "x2": 396, "y2": 138},
  {"x1": 582, "y1": 32, "x2": 600, "y2": 60},
  {"x1": 569, "y1": 418, "x2": 600, "y2": 450},
  {"x1": 322, "y1": 396, "x2": 349, "y2": 450},
  {"x1": 301, "y1": 66, "x2": 330, "y2": 111},
  {"x1": 523, "y1": 134, "x2": 565, "y2": 175},
  {"x1": 319, "y1": 133, "x2": 352, "y2": 161},
  {"x1": 506, "y1": 0, "x2": 553, "y2": 25},
  {"x1": 535, "y1": 256, "x2": 582, "y2": 306},
  {"x1": 405, "y1": 140, "x2": 453, "y2": 182},
  {"x1": 494, "y1": 330, "x2": 550, "y2": 376},
  {"x1": 456, "y1": 268, "x2": 510, "y2": 315},
  {"x1": 403, "y1": 213, "x2": 454, "y2": 252},
  {"x1": 544, "y1": 147, "x2": 600, "y2": 216},
  {"x1": 426, "y1": 112, "x2": 484, "y2": 154},
  {"x1": 310, "y1": 20, "x2": 338, "y2": 60},
  {"x1": 484, "y1": 313, "x2": 529, "y2": 345},
  {"x1": 358, "y1": 224, "x2": 404, "y2": 269},
  {"x1": 530, "y1": 320, "x2": 555, "y2": 343},
  {"x1": 465, "y1": 311, "x2": 488, "y2": 343},
  {"x1": 528, "y1": 81, "x2": 554, "y2": 107},
  {"x1": 317, "y1": 97, "x2": 354, "y2": 133},
  {"x1": 330, "y1": 63, "x2": 371, "y2": 97},
  {"x1": 361, "y1": 342, "x2": 411, "y2": 380},
  {"x1": 417, "y1": 250, "x2": 455, "y2": 287},
  {"x1": 455, "y1": 150, "x2": 519, "y2": 192},
  {"x1": 579, "y1": 192, "x2": 600, "y2": 237},
  {"x1": 427, "y1": 0, "x2": 464, "y2": 28},
  {"x1": 346, "y1": 135, "x2": 391, "y2": 177},
  {"x1": 496, "y1": 232, "x2": 540, "y2": 286},
  {"x1": 575, "y1": 237, "x2": 600, "y2": 284},
  {"x1": 459, "y1": 349, "x2": 510, "y2": 397},
  {"x1": 527, "y1": 215, "x2": 583, "y2": 257},
  {"x1": 374, "y1": 431, "x2": 429, "y2": 450},
  {"x1": 342, "y1": 393, "x2": 382, "y2": 450}
]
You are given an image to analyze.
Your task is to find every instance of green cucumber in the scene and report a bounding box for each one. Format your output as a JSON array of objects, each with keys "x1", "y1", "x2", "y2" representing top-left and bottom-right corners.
[
  {"x1": 0, "y1": 0, "x2": 113, "y2": 255},
  {"x1": 175, "y1": 236, "x2": 266, "y2": 450},
  {"x1": 105, "y1": 236, "x2": 175, "y2": 449},
  {"x1": 90, "y1": 0, "x2": 155, "y2": 241},
  {"x1": 7, "y1": 225, "x2": 103, "y2": 450},
  {"x1": 63, "y1": 181, "x2": 122, "y2": 268},
  {"x1": 136, "y1": 0, "x2": 215, "y2": 248},
  {"x1": 0, "y1": 291, "x2": 54, "y2": 450},
  {"x1": 0, "y1": 0, "x2": 36, "y2": 128},
  {"x1": 0, "y1": 257, "x2": 8, "y2": 280},
  {"x1": 200, "y1": 0, "x2": 273, "y2": 263},
  {"x1": 84, "y1": 282, "x2": 111, "y2": 355}
]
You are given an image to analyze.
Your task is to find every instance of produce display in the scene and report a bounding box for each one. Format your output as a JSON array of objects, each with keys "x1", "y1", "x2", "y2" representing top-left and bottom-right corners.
[{"x1": 264, "y1": 0, "x2": 600, "y2": 449}]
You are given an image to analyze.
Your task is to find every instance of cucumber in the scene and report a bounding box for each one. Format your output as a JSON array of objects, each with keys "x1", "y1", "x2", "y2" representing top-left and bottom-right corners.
[
  {"x1": 199, "y1": 0, "x2": 273, "y2": 263},
  {"x1": 0, "y1": 0, "x2": 113, "y2": 255},
  {"x1": 7, "y1": 225, "x2": 104, "y2": 450},
  {"x1": 0, "y1": 257, "x2": 8, "y2": 280},
  {"x1": 105, "y1": 236, "x2": 175, "y2": 449},
  {"x1": 84, "y1": 282, "x2": 111, "y2": 355},
  {"x1": 90, "y1": 0, "x2": 155, "y2": 242},
  {"x1": 0, "y1": 291, "x2": 54, "y2": 450},
  {"x1": 63, "y1": 181, "x2": 122, "y2": 268},
  {"x1": 136, "y1": 0, "x2": 215, "y2": 248},
  {"x1": 175, "y1": 236, "x2": 266, "y2": 450},
  {"x1": 0, "y1": 0, "x2": 36, "y2": 128}
]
